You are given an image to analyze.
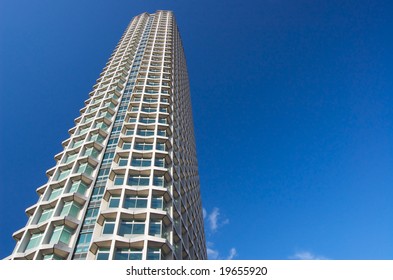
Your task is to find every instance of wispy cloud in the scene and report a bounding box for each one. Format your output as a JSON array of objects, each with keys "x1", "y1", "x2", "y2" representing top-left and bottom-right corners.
[
  {"x1": 227, "y1": 248, "x2": 237, "y2": 260},
  {"x1": 206, "y1": 207, "x2": 229, "y2": 232},
  {"x1": 207, "y1": 243, "x2": 238, "y2": 260},
  {"x1": 208, "y1": 207, "x2": 220, "y2": 231},
  {"x1": 290, "y1": 250, "x2": 328, "y2": 260},
  {"x1": 207, "y1": 247, "x2": 219, "y2": 259},
  {"x1": 202, "y1": 208, "x2": 207, "y2": 219},
  {"x1": 203, "y1": 209, "x2": 237, "y2": 260}
]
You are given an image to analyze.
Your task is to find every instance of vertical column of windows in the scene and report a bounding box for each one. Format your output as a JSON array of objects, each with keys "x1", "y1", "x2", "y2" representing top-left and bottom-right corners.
[{"x1": 72, "y1": 14, "x2": 153, "y2": 260}]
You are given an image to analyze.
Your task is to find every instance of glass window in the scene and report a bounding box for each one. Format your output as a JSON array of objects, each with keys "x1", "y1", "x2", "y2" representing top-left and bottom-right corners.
[
  {"x1": 144, "y1": 97, "x2": 157, "y2": 103},
  {"x1": 60, "y1": 201, "x2": 81, "y2": 218},
  {"x1": 38, "y1": 208, "x2": 54, "y2": 224},
  {"x1": 78, "y1": 127, "x2": 90, "y2": 136},
  {"x1": 156, "y1": 143, "x2": 165, "y2": 151},
  {"x1": 125, "y1": 129, "x2": 134, "y2": 136},
  {"x1": 72, "y1": 139, "x2": 84, "y2": 148},
  {"x1": 149, "y1": 220, "x2": 162, "y2": 237},
  {"x1": 69, "y1": 181, "x2": 88, "y2": 195},
  {"x1": 83, "y1": 116, "x2": 93, "y2": 124},
  {"x1": 97, "y1": 168, "x2": 110, "y2": 181},
  {"x1": 78, "y1": 232, "x2": 92, "y2": 244},
  {"x1": 49, "y1": 225, "x2": 74, "y2": 245},
  {"x1": 147, "y1": 248, "x2": 161, "y2": 260},
  {"x1": 112, "y1": 126, "x2": 121, "y2": 135},
  {"x1": 140, "y1": 117, "x2": 155, "y2": 124},
  {"x1": 57, "y1": 169, "x2": 71, "y2": 181},
  {"x1": 128, "y1": 175, "x2": 149, "y2": 186},
  {"x1": 109, "y1": 196, "x2": 120, "y2": 208},
  {"x1": 105, "y1": 101, "x2": 115, "y2": 109},
  {"x1": 118, "y1": 219, "x2": 145, "y2": 236},
  {"x1": 101, "y1": 112, "x2": 113, "y2": 119},
  {"x1": 114, "y1": 248, "x2": 142, "y2": 260},
  {"x1": 91, "y1": 187, "x2": 105, "y2": 200},
  {"x1": 154, "y1": 158, "x2": 165, "y2": 167},
  {"x1": 118, "y1": 157, "x2": 128, "y2": 166},
  {"x1": 114, "y1": 174, "x2": 124, "y2": 186},
  {"x1": 96, "y1": 248, "x2": 110, "y2": 260},
  {"x1": 128, "y1": 117, "x2": 137, "y2": 123},
  {"x1": 77, "y1": 163, "x2": 94, "y2": 176},
  {"x1": 137, "y1": 129, "x2": 154, "y2": 137},
  {"x1": 122, "y1": 142, "x2": 132, "y2": 150},
  {"x1": 64, "y1": 153, "x2": 78, "y2": 163},
  {"x1": 90, "y1": 134, "x2": 104, "y2": 144},
  {"x1": 151, "y1": 196, "x2": 163, "y2": 209},
  {"x1": 157, "y1": 130, "x2": 166, "y2": 137},
  {"x1": 95, "y1": 122, "x2": 108, "y2": 130},
  {"x1": 134, "y1": 142, "x2": 153, "y2": 151},
  {"x1": 141, "y1": 107, "x2": 156, "y2": 113},
  {"x1": 25, "y1": 232, "x2": 44, "y2": 251},
  {"x1": 153, "y1": 176, "x2": 165, "y2": 187},
  {"x1": 131, "y1": 157, "x2": 151, "y2": 167},
  {"x1": 102, "y1": 152, "x2": 115, "y2": 164},
  {"x1": 84, "y1": 207, "x2": 99, "y2": 225},
  {"x1": 158, "y1": 118, "x2": 167, "y2": 124},
  {"x1": 48, "y1": 187, "x2": 63, "y2": 201},
  {"x1": 107, "y1": 138, "x2": 119, "y2": 149},
  {"x1": 84, "y1": 147, "x2": 99, "y2": 159},
  {"x1": 43, "y1": 254, "x2": 63, "y2": 260},
  {"x1": 103, "y1": 220, "x2": 115, "y2": 235},
  {"x1": 124, "y1": 195, "x2": 148, "y2": 209}
]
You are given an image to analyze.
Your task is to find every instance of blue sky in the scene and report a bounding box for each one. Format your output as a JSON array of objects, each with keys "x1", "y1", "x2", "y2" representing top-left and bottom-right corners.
[{"x1": 1, "y1": 0, "x2": 393, "y2": 260}]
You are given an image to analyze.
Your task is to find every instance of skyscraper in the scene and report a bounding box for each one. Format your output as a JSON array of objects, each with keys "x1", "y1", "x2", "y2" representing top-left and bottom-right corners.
[{"x1": 8, "y1": 10, "x2": 207, "y2": 260}]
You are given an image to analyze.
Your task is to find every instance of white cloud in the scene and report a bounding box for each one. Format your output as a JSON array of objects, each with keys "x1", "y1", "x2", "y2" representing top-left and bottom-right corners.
[
  {"x1": 204, "y1": 208, "x2": 235, "y2": 260},
  {"x1": 290, "y1": 250, "x2": 328, "y2": 260},
  {"x1": 207, "y1": 247, "x2": 219, "y2": 259},
  {"x1": 202, "y1": 208, "x2": 207, "y2": 219},
  {"x1": 207, "y1": 243, "x2": 237, "y2": 260},
  {"x1": 227, "y1": 248, "x2": 237, "y2": 260},
  {"x1": 208, "y1": 207, "x2": 219, "y2": 231}
]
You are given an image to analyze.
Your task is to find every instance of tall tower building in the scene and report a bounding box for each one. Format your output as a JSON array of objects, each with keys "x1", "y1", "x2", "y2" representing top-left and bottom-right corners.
[{"x1": 8, "y1": 10, "x2": 207, "y2": 260}]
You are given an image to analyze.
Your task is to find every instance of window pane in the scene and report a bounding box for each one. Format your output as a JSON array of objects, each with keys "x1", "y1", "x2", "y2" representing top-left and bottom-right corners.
[
  {"x1": 49, "y1": 227, "x2": 62, "y2": 244},
  {"x1": 147, "y1": 248, "x2": 161, "y2": 260},
  {"x1": 103, "y1": 221, "x2": 115, "y2": 234},
  {"x1": 25, "y1": 232, "x2": 43, "y2": 251},
  {"x1": 57, "y1": 169, "x2": 71, "y2": 181},
  {"x1": 38, "y1": 208, "x2": 54, "y2": 223},
  {"x1": 133, "y1": 224, "x2": 145, "y2": 234},
  {"x1": 131, "y1": 158, "x2": 151, "y2": 167},
  {"x1": 128, "y1": 176, "x2": 149, "y2": 186},
  {"x1": 119, "y1": 158, "x2": 128, "y2": 166},
  {"x1": 65, "y1": 153, "x2": 78, "y2": 163},
  {"x1": 123, "y1": 143, "x2": 132, "y2": 150},
  {"x1": 149, "y1": 223, "x2": 161, "y2": 236},
  {"x1": 109, "y1": 197, "x2": 120, "y2": 208},
  {"x1": 114, "y1": 248, "x2": 142, "y2": 260},
  {"x1": 114, "y1": 175, "x2": 124, "y2": 185},
  {"x1": 96, "y1": 248, "x2": 110, "y2": 260},
  {"x1": 60, "y1": 201, "x2": 81, "y2": 218},
  {"x1": 69, "y1": 181, "x2": 87, "y2": 195},
  {"x1": 48, "y1": 188, "x2": 63, "y2": 201},
  {"x1": 135, "y1": 199, "x2": 148, "y2": 208},
  {"x1": 156, "y1": 143, "x2": 165, "y2": 151},
  {"x1": 59, "y1": 227, "x2": 73, "y2": 244},
  {"x1": 151, "y1": 197, "x2": 163, "y2": 209},
  {"x1": 153, "y1": 176, "x2": 164, "y2": 187}
]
